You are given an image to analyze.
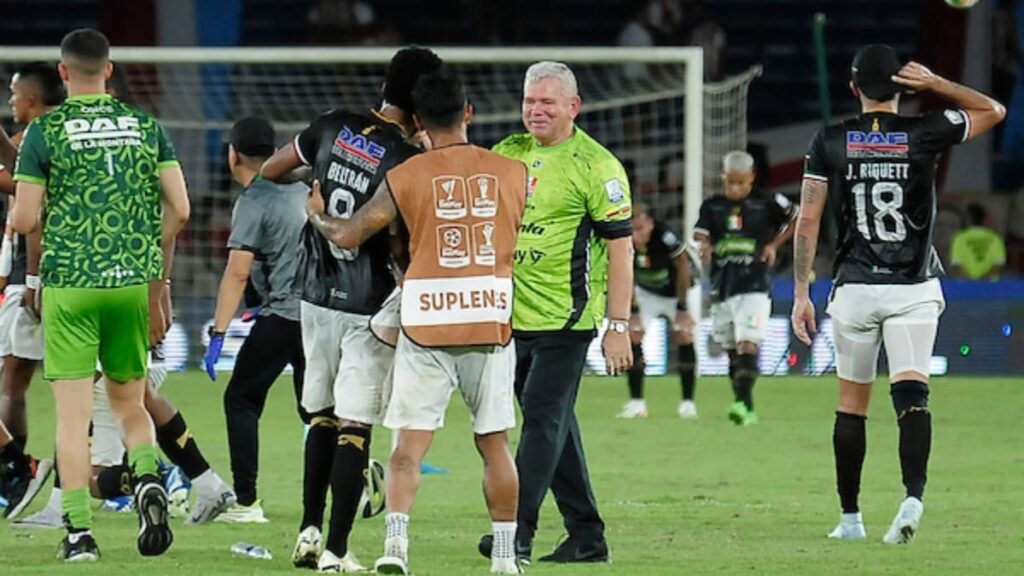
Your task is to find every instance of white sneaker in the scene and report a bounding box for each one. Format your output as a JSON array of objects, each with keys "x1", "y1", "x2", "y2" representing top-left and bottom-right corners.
[
  {"x1": 375, "y1": 536, "x2": 409, "y2": 575},
  {"x1": 616, "y1": 400, "x2": 649, "y2": 419},
  {"x1": 490, "y1": 557, "x2": 523, "y2": 574},
  {"x1": 293, "y1": 526, "x2": 322, "y2": 568},
  {"x1": 10, "y1": 500, "x2": 63, "y2": 529},
  {"x1": 187, "y1": 472, "x2": 237, "y2": 525},
  {"x1": 827, "y1": 512, "x2": 866, "y2": 540},
  {"x1": 677, "y1": 400, "x2": 698, "y2": 419},
  {"x1": 318, "y1": 549, "x2": 367, "y2": 572},
  {"x1": 214, "y1": 499, "x2": 269, "y2": 524},
  {"x1": 883, "y1": 497, "x2": 924, "y2": 544}
]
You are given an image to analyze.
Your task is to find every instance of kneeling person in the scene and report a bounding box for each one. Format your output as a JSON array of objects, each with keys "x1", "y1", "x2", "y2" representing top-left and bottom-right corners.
[{"x1": 305, "y1": 66, "x2": 527, "y2": 575}]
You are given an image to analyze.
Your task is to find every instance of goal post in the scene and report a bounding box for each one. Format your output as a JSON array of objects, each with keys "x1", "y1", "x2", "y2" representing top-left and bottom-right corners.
[{"x1": 0, "y1": 46, "x2": 761, "y2": 368}]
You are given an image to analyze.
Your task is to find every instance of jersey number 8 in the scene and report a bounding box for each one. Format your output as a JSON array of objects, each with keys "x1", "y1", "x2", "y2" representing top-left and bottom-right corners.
[
  {"x1": 852, "y1": 182, "x2": 906, "y2": 242},
  {"x1": 327, "y1": 188, "x2": 360, "y2": 261}
]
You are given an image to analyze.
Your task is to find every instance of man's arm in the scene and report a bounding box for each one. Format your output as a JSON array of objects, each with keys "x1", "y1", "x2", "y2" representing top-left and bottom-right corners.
[
  {"x1": 212, "y1": 250, "x2": 255, "y2": 333},
  {"x1": 0, "y1": 127, "x2": 17, "y2": 170},
  {"x1": 261, "y1": 142, "x2": 305, "y2": 182},
  {"x1": 307, "y1": 179, "x2": 397, "y2": 249},
  {"x1": 893, "y1": 61, "x2": 1007, "y2": 139},
  {"x1": 763, "y1": 203, "x2": 799, "y2": 266},
  {"x1": 791, "y1": 178, "x2": 828, "y2": 345},
  {"x1": 11, "y1": 182, "x2": 44, "y2": 235},
  {"x1": 159, "y1": 166, "x2": 190, "y2": 280}
]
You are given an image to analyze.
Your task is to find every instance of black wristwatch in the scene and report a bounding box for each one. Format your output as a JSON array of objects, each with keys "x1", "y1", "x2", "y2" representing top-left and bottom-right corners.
[
  {"x1": 676, "y1": 301, "x2": 688, "y2": 312},
  {"x1": 208, "y1": 326, "x2": 226, "y2": 338}
]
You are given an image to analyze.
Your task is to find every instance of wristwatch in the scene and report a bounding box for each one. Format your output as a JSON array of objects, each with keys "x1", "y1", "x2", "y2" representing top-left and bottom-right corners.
[{"x1": 607, "y1": 319, "x2": 629, "y2": 334}]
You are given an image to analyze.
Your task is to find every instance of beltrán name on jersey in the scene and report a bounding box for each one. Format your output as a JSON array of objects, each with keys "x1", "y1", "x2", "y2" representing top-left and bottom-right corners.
[
  {"x1": 326, "y1": 161, "x2": 371, "y2": 194},
  {"x1": 846, "y1": 130, "x2": 909, "y2": 158}
]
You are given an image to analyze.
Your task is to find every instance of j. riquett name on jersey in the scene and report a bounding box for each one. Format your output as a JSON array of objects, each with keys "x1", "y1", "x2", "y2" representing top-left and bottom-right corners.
[
  {"x1": 294, "y1": 110, "x2": 419, "y2": 314},
  {"x1": 804, "y1": 110, "x2": 969, "y2": 285}
]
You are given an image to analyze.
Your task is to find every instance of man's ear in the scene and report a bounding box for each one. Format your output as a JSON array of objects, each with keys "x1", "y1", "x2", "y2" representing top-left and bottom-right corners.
[
  {"x1": 57, "y1": 62, "x2": 70, "y2": 83},
  {"x1": 464, "y1": 103, "x2": 474, "y2": 125},
  {"x1": 849, "y1": 81, "x2": 860, "y2": 99},
  {"x1": 413, "y1": 113, "x2": 424, "y2": 132}
]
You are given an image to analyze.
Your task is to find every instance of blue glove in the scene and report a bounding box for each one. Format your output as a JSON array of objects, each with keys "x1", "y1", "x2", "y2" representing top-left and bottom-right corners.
[{"x1": 204, "y1": 329, "x2": 225, "y2": 381}]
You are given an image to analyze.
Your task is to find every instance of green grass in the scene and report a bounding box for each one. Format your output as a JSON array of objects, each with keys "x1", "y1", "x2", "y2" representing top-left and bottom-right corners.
[{"x1": 2, "y1": 372, "x2": 1022, "y2": 574}]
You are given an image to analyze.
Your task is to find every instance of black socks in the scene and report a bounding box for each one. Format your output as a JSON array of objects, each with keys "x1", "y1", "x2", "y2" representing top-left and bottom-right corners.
[{"x1": 833, "y1": 412, "x2": 867, "y2": 513}]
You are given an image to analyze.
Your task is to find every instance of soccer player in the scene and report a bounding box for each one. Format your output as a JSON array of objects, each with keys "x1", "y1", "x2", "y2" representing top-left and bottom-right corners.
[
  {"x1": 261, "y1": 46, "x2": 442, "y2": 572},
  {"x1": 202, "y1": 116, "x2": 307, "y2": 526},
  {"x1": 694, "y1": 150, "x2": 796, "y2": 426},
  {"x1": 792, "y1": 45, "x2": 1005, "y2": 543},
  {"x1": 620, "y1": 202, "x2": 698, "y2": 419},
  {"x1": 304, "y1": 64, "x2": 527, "y2": 576},
  {"x1": 12, "y1": 29, "x2": 190, "y2": 561},
  {"x1": 478, "y1": 61, "x2": 633, "y2": 565},
  {"x1": 0, "y1": 62, "x2": 63, "y2": 458}
]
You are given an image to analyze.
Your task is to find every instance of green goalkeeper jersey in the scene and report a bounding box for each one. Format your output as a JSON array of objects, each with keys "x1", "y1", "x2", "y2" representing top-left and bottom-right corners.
[
  {"x1": 494, "y1": 126, "x2": 632, "y2": 334},
  {"x1": 13, "y1": 93, "x2": 178, "y2": 288}
]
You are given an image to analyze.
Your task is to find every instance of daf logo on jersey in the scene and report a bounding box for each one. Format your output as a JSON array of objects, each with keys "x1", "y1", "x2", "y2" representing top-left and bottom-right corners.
[
  {"x1": 64, "y1": 116, "x2": 142, "y2": 150},
  {"x1": 333, "y1": 126, "x2": 386, "y2": 168},
  {"x1": 846, "y1": 130, "x2": 909, "y2": 158}
]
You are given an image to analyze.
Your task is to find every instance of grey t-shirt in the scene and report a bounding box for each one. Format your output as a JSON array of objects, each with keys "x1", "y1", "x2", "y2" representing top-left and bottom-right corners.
[{"x1": 227, "y1": 177, "x2": 308, "y2": 322}]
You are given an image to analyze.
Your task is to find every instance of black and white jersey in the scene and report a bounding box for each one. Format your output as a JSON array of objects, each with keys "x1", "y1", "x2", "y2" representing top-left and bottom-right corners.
[
  {"x1": 804, "y1": 109, "x2": 970, "y2": 285},
  {"x1": 695, "y1": 190, "x2": 794, "y2": 301},
  {"x1": 634, "y1": 221, "x2": 695, "y2": 297},
  {"x1": 292, "y1": 109, "x2": 419, "y2": 314}
]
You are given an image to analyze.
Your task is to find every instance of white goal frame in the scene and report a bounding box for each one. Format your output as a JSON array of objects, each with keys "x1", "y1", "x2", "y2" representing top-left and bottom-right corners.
[{"x1": 1, "y1": 46, "x2": 704, "y2": 247}]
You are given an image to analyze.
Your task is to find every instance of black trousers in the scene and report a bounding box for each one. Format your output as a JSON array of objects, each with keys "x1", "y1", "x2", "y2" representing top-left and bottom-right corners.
[
  {"x1": 224, "y1": 314, "x2": 307, "y2": 505},
  {"x1": 514, "y1": 333, "x2": 605, "y2": 544}
]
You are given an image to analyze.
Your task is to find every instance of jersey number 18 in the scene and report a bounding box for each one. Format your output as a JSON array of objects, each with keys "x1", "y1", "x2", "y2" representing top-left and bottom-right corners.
[{"x1": 852, "y1": 182, "x2": 906, "y2": 242}]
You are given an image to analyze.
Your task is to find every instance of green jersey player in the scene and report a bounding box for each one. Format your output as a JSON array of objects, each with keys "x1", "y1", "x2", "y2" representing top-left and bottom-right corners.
[
  {"x1": 478, "y1": 61, "x2": 633, "y2": 565},
  {"x1": 12, "y1": 29, "x2": 190, "y2": 562}
]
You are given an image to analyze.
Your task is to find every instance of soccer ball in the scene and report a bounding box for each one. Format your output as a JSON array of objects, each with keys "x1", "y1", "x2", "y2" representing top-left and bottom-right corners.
[{"x1": 944, "y1": 0, "x2": 980, "y2": 8}]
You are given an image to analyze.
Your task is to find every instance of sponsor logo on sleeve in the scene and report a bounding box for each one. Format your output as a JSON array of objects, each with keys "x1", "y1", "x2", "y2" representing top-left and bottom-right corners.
[
  {"x1": 944, "y1": 110, "x2": 965, "y2": 125},
  {"x1": 604, "y1": 179, "x2": 625, "y2": 203}
]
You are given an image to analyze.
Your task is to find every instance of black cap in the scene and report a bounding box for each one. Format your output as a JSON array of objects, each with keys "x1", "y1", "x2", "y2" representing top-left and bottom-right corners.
[
  {"x1": 851, "y1": 44, "x2": 903, "y2": 101},
  {"x1": 230, "y1": 116, "x2": 276, "y2": 157}
]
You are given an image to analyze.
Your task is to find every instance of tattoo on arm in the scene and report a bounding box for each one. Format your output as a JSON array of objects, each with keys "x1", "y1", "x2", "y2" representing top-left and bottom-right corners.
[
  {"x1": 794, "y1": 235, "x2": 813, "y2": 283},
  {"x1": 794, "y1": 179, "x2": 827, "y2": 286},
  {"x1": 312, "y1": 180, "x2": 398, "y2": 249}
]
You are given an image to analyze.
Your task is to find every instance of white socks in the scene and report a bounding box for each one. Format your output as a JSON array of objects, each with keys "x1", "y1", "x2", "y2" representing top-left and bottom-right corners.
[{"x1": 492, "y1": 521, "x2": 517, "y2": 560}]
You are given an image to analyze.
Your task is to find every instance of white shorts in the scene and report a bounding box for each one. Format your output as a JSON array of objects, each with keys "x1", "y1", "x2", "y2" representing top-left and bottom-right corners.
[
  {"x1": 90, "y1": 356, "x2": 169, "y2": 467},
  {"x1": 0, "y1": 286, "x2": 43, "y2": 360},
  {"x1": 300, "y1": 301, "x2": 394, "y2": 424},
  {"x1": 711, "y1": 292, "x2": 771, "y2": 349},
  {"x1": 826, "y1": 279, "x2": 945, "y2": 384},
  {"x1": 635, "y1": 286, "x2": 677, "y2": 325},
  {"x1": 384, "y1": 332, "x2": 516, "y2": 435}
]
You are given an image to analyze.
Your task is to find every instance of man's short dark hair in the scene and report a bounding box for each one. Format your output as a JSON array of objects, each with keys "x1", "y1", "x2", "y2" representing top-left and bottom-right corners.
[
  {"x1": 60, "y1": 28, "x2": 110, "y2": 75},
  {"x1": 411, "y1": 65, "x2": 466, "y2": 130},
  {"x1": 383, "y1": 46, "x2": 443, "y2": 113},
  {"x1": 966, "y1": 202, "x2": 987, "y2": 226},
  {"x1": 15, "y1": 61, "x2": 64, "y2": 107}
]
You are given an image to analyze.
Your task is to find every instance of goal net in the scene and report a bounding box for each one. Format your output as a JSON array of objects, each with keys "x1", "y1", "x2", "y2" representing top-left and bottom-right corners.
[{"x1": 1, "y1": 47, "x2": 758, "y2": 369}]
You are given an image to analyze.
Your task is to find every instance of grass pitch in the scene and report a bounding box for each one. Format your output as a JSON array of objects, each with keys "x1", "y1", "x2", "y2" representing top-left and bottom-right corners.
[{"x1": 1, "y1": 372, "x2": 1021, "y2": 574}]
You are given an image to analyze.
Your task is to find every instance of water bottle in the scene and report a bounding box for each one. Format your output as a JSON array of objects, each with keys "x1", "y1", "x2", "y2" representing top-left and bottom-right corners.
[{"x1": 231, "y1": 542, "x2": 273, "y2": 560}]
